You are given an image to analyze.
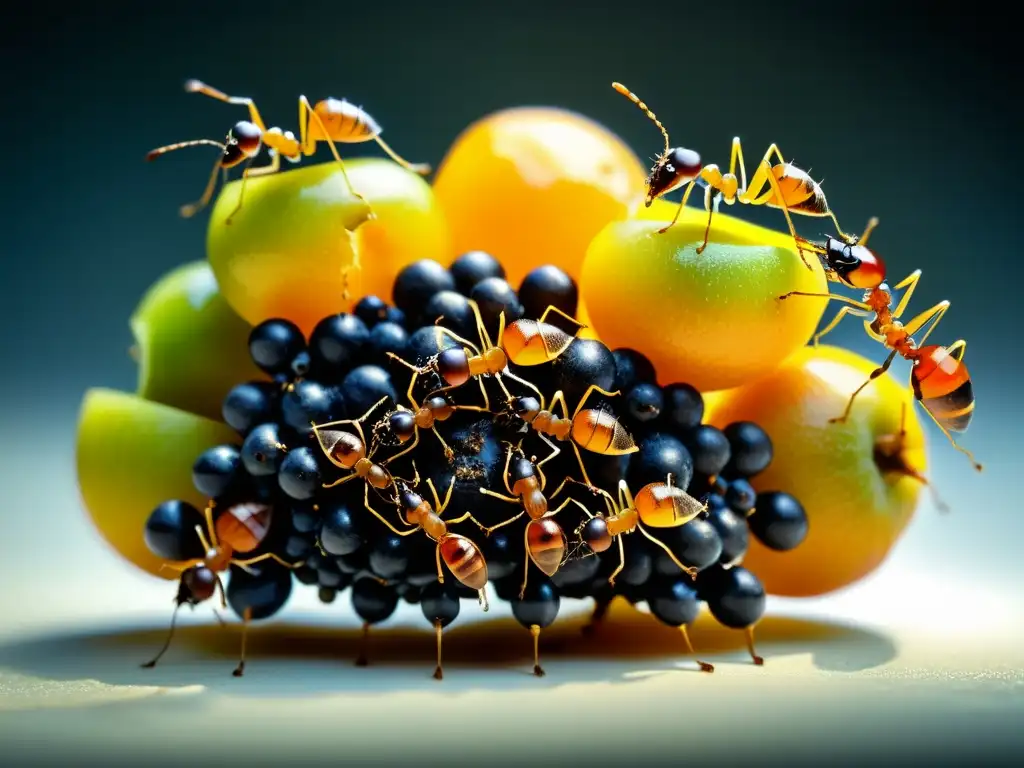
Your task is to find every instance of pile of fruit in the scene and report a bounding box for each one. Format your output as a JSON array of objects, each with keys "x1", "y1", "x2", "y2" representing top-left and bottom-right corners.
[{"x1": 76, "y1": 93, "x2": 955, "y2": 680}]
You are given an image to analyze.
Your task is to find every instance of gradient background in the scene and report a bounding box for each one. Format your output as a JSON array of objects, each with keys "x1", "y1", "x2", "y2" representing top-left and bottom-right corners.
[{"x1": 1, "y1": 2, "x2": 1022, "y2": 765}]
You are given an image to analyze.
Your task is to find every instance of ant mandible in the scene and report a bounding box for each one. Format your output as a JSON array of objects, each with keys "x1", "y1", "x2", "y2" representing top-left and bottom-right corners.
[
  {"x1": 612, "y1": 81, "x2": 852, "y2": 268},
  {"x1": 474, "y1": 439, "x2": 590, "y2": 598},
  {"x1": 147, "y1": 79, "x2": 431, "y2": 225},
  {"x1": 778, "y1": 218, "x2": 982, "y2": 471},
  {"x1": 142, "y1": 501, "x2": 302, "y2": 677}
]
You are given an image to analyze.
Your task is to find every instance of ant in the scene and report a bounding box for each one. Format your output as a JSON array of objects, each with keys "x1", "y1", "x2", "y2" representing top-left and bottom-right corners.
[
  {"x1": 568, "y1": 475, "x2": 706, "y2": 586},
  {"x1": 474, "y1": 439, "x2": 589, "y2": 598},
  {"x1": 147, "y1": 79, "x2": 430, "y2": 224},
  {"x1": 387, "y1": 301, "x2": 582, "y2": 415},
  {"x1": 501, "y1": 384, "x2": 639, "y2": 487},
  {"x1": 777, "y1": 218, "x2": 982, "y2": 471},
  {"x1": 142, "y1": 501, "x2": 301, "y2": 677},
  {"x1": 612, "y1": 81, "x2": 851, "y2": 268},
  {"x1": 368, "y1": 390, "x2": 481, "y2": 462}
]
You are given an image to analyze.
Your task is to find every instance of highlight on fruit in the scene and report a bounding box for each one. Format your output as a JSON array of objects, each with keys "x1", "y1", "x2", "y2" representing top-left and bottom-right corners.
[{"x1": 74, "y1": 76, "x2": 979, "y2": 680}]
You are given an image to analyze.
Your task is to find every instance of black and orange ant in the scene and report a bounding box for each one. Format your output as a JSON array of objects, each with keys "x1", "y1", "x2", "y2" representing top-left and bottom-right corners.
[
  {"x1": 612, "y1": 81, "x2": 851, "y2": 268},
  {"x1": 777, "y1": 218, "x2": 982, "y2": 471},
  {"x1": 473, "y1": 439, "x2": 588, "y2": 598},
  {"x1": 147, "y1": 79, "x2": 430, "y2": 224},
  {"x1": 142, "y1": 500, "x2": 301, "y2": 677}
]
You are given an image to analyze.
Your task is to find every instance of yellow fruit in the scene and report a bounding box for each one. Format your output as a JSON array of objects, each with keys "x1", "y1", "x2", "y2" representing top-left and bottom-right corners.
[
  {"x1": 706, "y1": 345, "x2": 928, "y2": 597},
  {"x1": 207, "y1": 158, "x2": 450, "y2": 336},
  {"x1": 76, "y1": 388, "x2": 238, "y2": 578},
  {"x1": 433, "y1": 107, "x2": 648, "y2": 287},
  {"x1": 131, "y1": 260, "x2": 264, "y2": 422},
  {"x1": 581, "y1": 211, "x2": 829, "y2": 392}
]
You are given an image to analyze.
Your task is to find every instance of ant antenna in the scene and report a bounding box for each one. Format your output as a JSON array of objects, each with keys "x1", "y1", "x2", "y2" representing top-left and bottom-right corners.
[
  {"x1": 612, "y1": 82, "x2": 669, "y2": 157},
  {"x1": 146, "y1": 139, "x2": 226, "y2": 161}
]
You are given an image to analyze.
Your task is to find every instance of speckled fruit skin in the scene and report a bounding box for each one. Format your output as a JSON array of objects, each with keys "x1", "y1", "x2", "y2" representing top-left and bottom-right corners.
[
  {"x1": 207, "y1": 158, "x2": 450, "y2": 336},
  {"x1": 581, "y1": 209, "x2": 829, "y2": 392},
  {"x1": 432, "y1": 107, "x2": 648, "y2": 287},
  {"x1": 131, "y1": 261, "x2": 265, "y2": 422},
  {"x1": 706, "y1": 345, "x2": 928, "y2": 597},
  {"x1": 76, "y1": 388, "x2": 239, "y2": 578}
]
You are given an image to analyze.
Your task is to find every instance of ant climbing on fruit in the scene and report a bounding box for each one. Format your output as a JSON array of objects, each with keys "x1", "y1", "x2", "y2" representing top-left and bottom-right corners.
[
  {"x1": 777, "y1": 218, "x2": 982, "y2": 471},
  {"x1": 142, "y1": 500, "x2": 302, "y2": 677},
  {"x1": 474, "y1": 439, "x2": 590, "y2": 598},
  {"x1": 612, "y1": 81, "x2": 851, "y2": 268},
  {"x1": 567, "y1": 475, "x2": 705, "y2": 586}
]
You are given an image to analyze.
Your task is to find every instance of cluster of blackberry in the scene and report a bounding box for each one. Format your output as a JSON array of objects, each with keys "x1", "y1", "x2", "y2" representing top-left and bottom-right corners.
[{"x1": 142, "y1": 252, "x2": 808, "y2": 679}]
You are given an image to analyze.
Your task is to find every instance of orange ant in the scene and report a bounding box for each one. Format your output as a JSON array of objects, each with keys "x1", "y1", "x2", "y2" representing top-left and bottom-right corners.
[
  {"x1": 386, "y1": 300, "x2": 580, "y2": 414},
  {"x1": 777, "y1": 218, "x2": 982, "y2": 471},
  {"x1": 147, "y1": 79, "x2": 430, "y2": 224},
  {"x1": 612, "y1": 81, "x2": 851, "y2": 268},
  {"x1": 568, "y1": 476, "x2": 705, "y2": 586},
  {"x1": 473, "y1": 439, "x2": 587, "y2": 598},
  {"x1": 142, "y1": 501, "x2": 302, "y2": 677}
]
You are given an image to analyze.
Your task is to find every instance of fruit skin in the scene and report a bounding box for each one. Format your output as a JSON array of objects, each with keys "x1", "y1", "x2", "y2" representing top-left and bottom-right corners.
[
  {"x1": 433, "y1": 106, "x2": 647, "y2": 286},
  {"x1": 130, "y1": 261, "x2": 265, "y2": 422},
  {"x1": 207, "y1": 158, "x2": 450, "y2": 336},
  {"x1": 581, "y1": 213, "x2": 830, "y2": 392},
  {"x1": 706, "y1": 344, "x2": 928, "y2": 597},
  {"x1": 76, "y1": 388, "x2": 239, "y2": 578}
]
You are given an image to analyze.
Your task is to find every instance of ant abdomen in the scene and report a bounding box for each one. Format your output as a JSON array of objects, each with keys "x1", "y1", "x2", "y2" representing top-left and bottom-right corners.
[
  {"x1": 526, "y1": 519, "x2": 566, "y2": 577},
  {"x1": 214, "y1": 502, "x2": 273, "y2": 553},
  {"x1": 438, "y1": 534, "x2": 489, "y2": 591},
  {"x1": 311, "y1": 98, "x2": 383, "y2": 143},
  {"x1": 572, "y1": 409, "x2": 636, "y2": 455},
  {"x1": 314, "y1": 428, "x2": 366, "y2": 470},
  {"x1": 912, "y1": 345, "x2": 975, "y2": 433}
]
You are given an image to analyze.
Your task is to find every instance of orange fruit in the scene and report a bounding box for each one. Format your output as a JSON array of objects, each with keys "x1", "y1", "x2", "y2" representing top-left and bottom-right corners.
[
  {"x1": 706, "y1": 345, "x2": 928, "y2": 597},
  {"x1": 432, "y1": 107, "x2": 648, "y2": 287}
]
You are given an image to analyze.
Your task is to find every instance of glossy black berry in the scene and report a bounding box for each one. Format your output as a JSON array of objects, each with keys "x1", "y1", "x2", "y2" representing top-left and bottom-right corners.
[
  {"x1": 627, "y1": 433, "x2": 693, "y2": 491},
  {"x1": 646, "y1": 576, "x2": 701, "y2": 627},
  {"x1": 518, "y1": 265, "x2": 578, "y2": 321},
  {"x1": 319, "y1": 503, "x2": 363, "y2": 556},
  {"x1": 685, "y1": 425, "x2": 732, "y2": 478},
  {"x1": 654, "y1": 516, "x2": 723, "y2": 575},
  {"x1": 341, "y1": 365, "x2": 397, "y2": 417},
  {"x1": 748, "y1": 492, "x2": 809, "y2": 551},
  {"x1": 223, "y1": 382, "x2": 277, "y2": 435},
  {"x1": 291, "y1": 502, "x2": 322, "y2": 534},
  {"x1": 481, "y1": 531, "x2": 519, "y2": 581},
  {"x1": 420, "y1": 581, "x2": 461, "y2": 628},
  {"x1": 470, "y1": 277, "x2": 524, "y2": 334},
  {"x1": 318, "y1": 587, "x2": 337, "y2": 604},
  {"x1": 366, "y1": 321, "x2": 409, "y2": 365},
  {"x1": 240, "y1": 423, "x2": 285, "y2": 476},
  {"x1": 308, "y1": 314, "x2": 369, "y2": 373},
  {"x1": 722, "y1": 422, "x2": 774, "y2": 479},
  {"x1": 705, "y1": 497, "x2": 749, "y2": 566},
  {"x1": 144, "y1": 500, "x2": 206, "y2": 562},
  {"x1": 423, "y1": 290, "x2": 476, "y2": 339},
  {"x1": 393, "y1": 260, "x2": 456, "y2": 323},
  {"x1": 277, "y1": 446, "x2": 321, "y2": 500},
  {"x1": 511, "y1": 579, "x2": 560, "y2": 629},
  {"x1": 351, "y1": 577, "x2": 399, "y2": 625},
  {"x1": 662, "y1": 383, "x2": 704, "y2": 433},
  {"x1": 284, "y1": 534, "x2": 314, "y2": 560},
  {"x1": 226, "y1": 563, "x2": 293, "y2": 621},
  {"x1": 624, "y1": 382, "x2": 664, "y2": 425},
  {"x1": 368, "y1": 534, "x2": 410, "y2": 581},
  {"x1": 550, "y1": 553, "x2": 601, "y2": 588},
  {"x1": 290, "y1": 350, "x2": 312, "y2": 378},
  {"x1": 449, "y1": 251, "x2": 505, "y2": 295},
  {"x1": 353, "y1": 295, "x2": 390, "y2": 328},
  {"x1": 192, "y1": 445, "x2": 242, "y2": 498},
  {"x1": 552, "y1": 338, "x2": 616, "y2": 398},
  {"x1": 281, "y1": 380, "x2": 342, "y2": 434},
  {"x1": 612, "y1": 348, "x2": 657, "y2": 392},
  {"x1": 249, "y1": 319, "x2": 305, "y2": 375},
  {"x1": 724, "y1": 478, "x2": 757, "y2": 515},
  {"x1": 702, "y1": 566, "x2": 766, "y2": 629}
]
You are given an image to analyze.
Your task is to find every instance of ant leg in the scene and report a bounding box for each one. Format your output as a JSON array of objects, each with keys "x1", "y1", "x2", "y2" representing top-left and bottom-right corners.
[
  {"x1": 158, "y1": 562, "x2": 194, "y2": 576},
  {"x1": 536, "y1": 304, "x2": 587, "y2": 333},
  {"x1": 813, "y1": 306, "x2": 862, "y2": 347},
  {"x1": 362, "y1": 483, "x2": 420, "y2": 536},
  {"x1": 433, "y1": 476, "x2": 457, "y2": 516},
  {"x1": 607, "y1": 535, "x2": 626, "y2": 587},
  {"x1": 920, "y1": 402, "x2": 983, "y2": 472},
  {"x1": 572, "y1": 384, "x2": 621, "y2": 420},
  {"x1": 232, "y1": 606, "x2": 252, "y2": 677},
  {"x1": 297, "y1": 96, "x2": 364, "y2": 206},
  {"x1": 679, "y1": 624, "x2": 714, "y2": 673},
  {"x1": 435, "y1": 326, "x2": 483, "y2": 356},
  {"x1": 184, "y1": 80, "x2": 269, "y2": 130},
  {"x1": 745, "y1": 625, "x2": 765, "y2": 666},
  {"x1": 890, "y1": 270, "x2": 923, "y2": 320},
  {"x1": 637, "y1": 523, "x2": 698, "y2": 578},
  {"x1": 215, "y1": 575, "x2": 228, "y2": 610},
  {"x1": 657, "y1": 178, "x2": 700, "y2": 235},
  {"x1": 617, "y1": 478, "x2": 637, "y2": 512},
  {"x1": 194, "y1": 524, "x2": 211, "y2": 554},
  {"x1": 519, "y1": 526, "x2": 532, "y2": 599},
  {"x1": 370, "y1": 133, "x2": 431, "y2": 174},
  {"x1": 222, "y1": 157, "x2": 257, "y2": 225},
  {"x1": 432, "y1": 619, "x2": 445, "y2": 681},
  {"x1": 857, "y1": 216, "x2": 880, "y2": 246},
  {"x1": 178, "y1": 155, "x2": 225, "y2": 219},
  {"x1": 830, "y1": 349, "x2": 898, "y2": 424},
  {"x1": 570, "y1": 442, "x2": 595, "y2": 488},
  {"x1": 901, "y1": 300, "x2": 950, "y2": 346},
  {"x1": 535, "y1": 434, "x2": 561, "y2": 491},
  {"x1": 729, "y1": 135, "x2": 748, "y2": 192},
  {"x1": 946, "y1": 339, "x2": 967, "y2": 362},
  {"x1": 529, "y1": 625, "x2": 545, "y2": 677},
  {"x1": 737, "y1": 143, "x2": 813, "y2": 267},
  {"x1": 233, "y1": 553, "x2": 305, "y2": 569},
  {"x1": 466, "y1": 299, "x2": 493, "y2": 349},
  {"x1": 321, "y1": 471, "x2": 358, "y2": 490},
  {"x1": 140, "y1": 603, "x2": 183, "y2": 669},
  {"x1": 382, "y1": 423, "x2": 422, "y2": 466},
  {"x1": 777, "y1": 291, "x2": 872, "y2": 311},
  {"x1": 695, "y1": 185, "x2": 718, "y2": 255},
  {"x1": 502, "y1": 369, "x2": 546, "y2": 404},
  {"x1": 355, "y1": 622, "x2": 371, "y2": 667},
  {"x1": 477, "y1": 505, "x2": 525, "y2": 535}
]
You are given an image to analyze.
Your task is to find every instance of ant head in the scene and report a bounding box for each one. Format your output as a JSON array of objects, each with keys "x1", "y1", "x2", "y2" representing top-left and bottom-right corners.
[
  {"x1": 512, "y1": 395, "x2": 541, "y2": 422},
  {"x1": 822, "y1": 236, "x2": 886, "y2": 290},
  {"x1": 508, "y1": 452, "x2": 536, "y2": 485},
  {"x1": 177, "y1": 565, "x2": 217, "y2": 606},
  {"x1": 580, "y1": 517, "x2": 612, "y2": 553},
  {"x1": 437, "y1": 348, "x2": 471, "y2": 387},
  {"x1": 646, "y1": 147, "x2": 702, "y2": 205},
  {"x1": 388, "y1": 410, "x2": 416, "y2": 442},
  {"x1": 219, "y1": 121, "x2": 262, "y2": 169}
]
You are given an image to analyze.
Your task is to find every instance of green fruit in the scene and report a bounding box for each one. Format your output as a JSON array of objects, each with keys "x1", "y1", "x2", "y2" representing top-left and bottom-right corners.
[
  {"x1": 131, "y1": 261, "x2": 264, "y2": 422},
  {"x1": 76, "y1": 388, "x2": 239, "y2": 578}
]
